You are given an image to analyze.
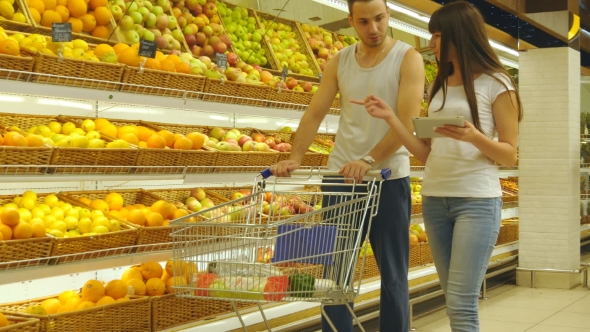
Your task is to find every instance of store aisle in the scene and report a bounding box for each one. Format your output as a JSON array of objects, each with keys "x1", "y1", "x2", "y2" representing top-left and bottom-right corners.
[{"x1": 412, "y1": 284, "x2": 590, "y2": 331}]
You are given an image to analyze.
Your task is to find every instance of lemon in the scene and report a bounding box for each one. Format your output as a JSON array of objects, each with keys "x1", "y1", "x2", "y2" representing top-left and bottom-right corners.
[
  {"x1": 2, "y1": 0, "x2": 15, "y2": 5},
  {"x1": 37, "y1": 203, "x2": 51, "y2": 215},
  {"x1": 27, "y1": 126, "x2": 38, "y2": 134},
  {"x1": 19, "y1": 37, "x2": 32, "y2": 47},
  {"x1": 31, "y1": 207, "x2": 45, "y2": 219},
  {"x1": 86, "y1": 131, "x2": 100, "y2": 140},
  {"x1": 0, "y1": 1, "x2": 15, "y2": 20},
  {"x1": 88, "y1": 138, "x2": 105, "y2": 148},
  {"x1": 72, "y1": 39, "x2": 88, "y2": 51},
  {"x1": 42, "y1": 215, "x2": 57, "y2": 228},
  {"x1": 48, "y1": 229, "x2": 64, "y2": 238},
  {"x1": 67, "y1": 229, "x2": 81, "y2": 237},
  {"x1": 50, "y1": 220, "x2": 67, "y2": 233},
  {"x1": 18, "y1": 208, "x2": 32, "y2": 222},
  {"x1": 23, "y1": 190, "x2": 37, "y2": 201},
  {"x1": 78, "y1": 217, "x2": 92, "y2": 234},
  {"x1": 19, "y1": 197, "x2": 36, "y2": 210},
  {"x1": 26, "y1": 305, "x2": 47, "y2": 315},
  {"x1": 81, "y1": 119, "x2": 96, "y2": 132},
  {"x1": 30, "y1": 217, "x2": 44, "y2": 225},
  {"x1": 70, "y1": 128, "x2": 85, "y2": 136},
  {"x1": 64, "y1": 216, "x2": 78, "y2": 230},
  {"x1": 65, "y1": 208, "x2": 79, "y2": 219},
  {"x1": 12, "y1": 12, "x2": 25, "y2": 22},
  {"x1": 61, "y1": 122, "x2": 76, "y2": 135},
  {"x1": 90, "y1": 210, "x2": 104, "y2": 220},
  {"x1": 50, "y1": 207, "x2": 64, "y2": 220},
  {"x1": 93, "y1": 225, "x2": 109, "y2": 234},
  {"x1": 9, "y1": 33, "x2": 23, "y2": 42},
  {"x1": 78, "y1": 208, "x2": 91, "y2": 219},
  {"x1": 4, "y1": 202, "x2": 18, "y2": 210},
  {"x1": 43, "y1": 194, "x2": 59, "y2": 208},
  {"x1": 71, "y1": 135, "x2": 89, "y2": 148},
  {"x1": 59, "y1": 202, "x2": 72, "y2": 211},
  {"x1": 92, "y1": 216, "x2": 109, "y2": 228},
  {"x1": 108, "y1": 219, "x2": 120, "y2": 232},
  {"x1": 55, "y1": 137, "x2": 72, "y2": 147},
  {"x1": 12, "y1": 196, "x2": 21, "y2": 204},
  {"x1": 48, "y1": 121, "x2": 61, "y2": 134}
]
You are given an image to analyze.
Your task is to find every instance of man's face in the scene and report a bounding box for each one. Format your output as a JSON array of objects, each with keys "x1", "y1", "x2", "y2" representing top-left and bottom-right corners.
[{"x1": 348, "y1": 0, "x2": 389, "y2": 48}]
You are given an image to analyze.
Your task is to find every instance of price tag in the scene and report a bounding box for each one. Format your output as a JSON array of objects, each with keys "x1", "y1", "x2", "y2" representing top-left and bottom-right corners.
[
  {"x1": 216, "y1": 52, "x2": 227, "y2": 70},
  {"x1": 319, "y1": 73, "x2": 323, "y2": 83},
  {"x1": 138, "y1": 39, "x2": 157, "y2": 58},
  {"x1": 281, "y1": 65, "x2": 288, "y2": 81},
  {"x1": 52, "y1": 22, "x2": 72, "y2": 42}
]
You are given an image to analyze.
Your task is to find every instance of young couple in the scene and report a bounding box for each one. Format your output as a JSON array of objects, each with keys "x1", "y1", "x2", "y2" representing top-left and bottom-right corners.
[{"x1": 270, "y1": 0, "x2": 522, "y2": 331}]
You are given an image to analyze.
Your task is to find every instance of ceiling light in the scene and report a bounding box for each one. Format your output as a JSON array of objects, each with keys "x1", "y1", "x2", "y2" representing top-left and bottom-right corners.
[{"x1": 388, "y1": 3, "x2": 430, "y2": 23}]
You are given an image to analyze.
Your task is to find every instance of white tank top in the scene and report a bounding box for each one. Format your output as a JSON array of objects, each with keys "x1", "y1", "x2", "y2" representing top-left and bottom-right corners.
[{"x1": 328, "y1": 40, "x2": 412, "y2": 180}]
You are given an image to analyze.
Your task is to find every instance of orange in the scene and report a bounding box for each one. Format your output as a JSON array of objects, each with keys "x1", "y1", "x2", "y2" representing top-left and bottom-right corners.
[
  {"x1": 91, "y1": 25, "x2": 109, "y2": 39},
  {"x1": 3, "y1": 131, "x2": 26, "y2": 146},
  {"x1": 173, "y1": 136, "x2": 192, "y2": 150},
  {"x1": 104, "y1": 279, "x2": 127, "y2": 300},
  {"x1": 41, "y1": 10, "x2": 62, "y2": 28},
  {"x1": 81, "y1": 280, "x2": 105, "y2": 302},
  {"x1": 77, "y1": 301, "x2": 95, "y2": 310},
  {"x1": 117, "y1": 125, "x2": 139, "y2": 138},
  {"x1": 0, "y1": 313, "x2": 6, "y2": 328},
  {"x1": 161, "y1": 269, "x2": 171, "y2": 283},
  {"x1": 119, "y1": 207, "x2": 129, "y2": 218},
  {"x1": 117, "y1": 46, "x2": 140, "y2": 67},
  {"x1": 138, "y1": 141, "x2": 147, "y2": 148},
  {"x1": 143, "y1": 58, "x2": 160, "y2": 70},
  {"x1": 67, "y1": 0, "x2": 87, "y2": 18},
  {"x1": 29, "y1": 7, "x2": 41, "y2": 24},
  {"x1": 93, "y1": 6, "x2": 110, "y2": 26},
  {"x1": 29, "y1": 0, "x2": 45, "y2": 13},
  {"x1": 173, "y1": 209, "x2": 188, "y2": 219},
  {"x1": 95, "y1": 296, "x2": 115, "y2": 306},
  {"x1": 116, "y1": 296, "x2": 129, "y2": 302},
  {"x1": 105, "y1": 192, "x2": 123, "y2": 211},
  {"x1": 55, "y1": 5, "x2": 69, "y2": 21},
  {"x1": 1, "y1": 208, "x2": 20, "y2": 227},
  {"x1": 67, "y1": 17, "x2": 83, "y2": 33},
  {"x1": 26, "y1": 134, "x2": 44, "y2": 147},
  {"x1": 186, "y1": 132, "x2": 206, "y2": 150},
  {"x1": 121, "y1": 266, "x2": 143, "y2": 282},
  {"x1": 88, "y1": 0, "x2": 106, "y2": 9},
  {"x1": 155, "y1": 51, "x2": 165, "y2": 61},
  {"x1": 126, "y1": 278, "x2": 146, "y2": 295},
  {"x1": 112, "y1": 43, "x2": 129, "y2": 55},
  {"x1": 93, "y1": 43, "x2": 114, "y2": 58},
  {"x1": 156, "y1": 130, "x2": 175, "y2": 148},
  {"x1": 175, "y1": 61, "x2": 191, "y2": 74},
  {"x1": 90, "y1": 199, "x2": 109, "y2": 212},
  {"x1": 167, "y1": 204, "x2": 177, "y2": 219},
  {"x1": 141, "y1": 261, "x2": 163, "y2": 280},
  {"x1": 0, "y1": 224, "x2": 12, "y2": 240},
  {"x1": 136, "y1": 126, "x2": 153, "y2": 142},
  {"x1": 0, "y1": 133, "x2": 3, "y2": 145},
  {"x1": 165, "y1": 276, "x2": 186, "y2": 294},
  {"x1": 13, "y1": 222, "x2": 33, "y2": 239},
  {"x1": 120, "y1": 132, "x2": 138, "y2": 145},
  {"x1": 0, "y1": 39, "x2": 20, "y2": 56},
  {"x1": 93, "y1": 118, "x2": 110, "y2": 130},
  {"x1": 166, "y1": 54, "x2": 181, "y2": 65},
  {"x1": 151, "y1": 200, "x2": 171, "y2": 218},
  {"x1": 79, "y1": 197, "x2": 91, "y2": 205},
  {"x1": 126, "y1": 209, "x2": 145, "y2": 226},
  {"x1": 145, "y1": 212, "x2": 163, "y2": 227},
  {"x1": 42, "y1": 0, "x2": 57, "y2": 10},
  {"x1": 58, "y1": 290, "x2": 78, "y2": 305},
  {"x1": 56, "y1": 0, "x2": 66, "y2": 5},
  {"x1": 31, "y1": 222, "x2": 46, "y2": 237},
  {"x1": 79, "y1": 13, "x2": 96, "y2": 32},
  {"x1": 159, "y1": 59, "x2": 176, "y2": 72},
  {"x1": 40, "y1": 298, "x2": 61, "y2": 314},
  {"x1": 145, "y1": 278, "x2": 166, "y2": 296},
  {"x1": 99, "y1": 123, "x2": 117, "y2": 137},
  {"x1": 146, "y1": 134, "x2": 165, "y2": 149}
]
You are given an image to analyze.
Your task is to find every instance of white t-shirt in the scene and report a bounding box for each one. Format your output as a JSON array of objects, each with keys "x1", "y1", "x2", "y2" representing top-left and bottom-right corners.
[{"x1": 421, "y1": 73, "x2": 515, "y2": 198}]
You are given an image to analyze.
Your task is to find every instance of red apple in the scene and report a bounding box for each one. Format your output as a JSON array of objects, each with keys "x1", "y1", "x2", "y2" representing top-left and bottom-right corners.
[
  {"x1": 231, "y1": 192, "x2": 244, "y2": 200},
  {"x1": 297, "y1": 203, "x2": 308, "y2": 214},
  {"x1": 301, "y1": 81, "x2": 313, "y2": 92},
  {"x1": 238, "y1": 189, "x2": 251, "y2": 196},
  {"x1": 242, "y1": 141, "x2": 257, "y2": 151},
  {"x1": 227, "y1": 52, "x2": 238, "y2": 66},
  {"x1": 238, "y1": 135, "x2": 252, "y2": 147},
  {"x1": 251, "y1": 133, "x2": 266, "y2": 142},
  {"x1": 274, "y1": 143, "x2": 292, "y2": 152},
  {"x1": 225, "y1": 138, "x2": 238, "y2": 145},
  {"x1": 285, "y1": 78, "x2": 298, "y2": 90}
]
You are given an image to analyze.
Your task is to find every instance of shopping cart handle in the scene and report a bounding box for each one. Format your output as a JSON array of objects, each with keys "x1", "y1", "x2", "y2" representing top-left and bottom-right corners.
[{"x1": 261, "y1": 168, "x2": 391, "y2": 180}]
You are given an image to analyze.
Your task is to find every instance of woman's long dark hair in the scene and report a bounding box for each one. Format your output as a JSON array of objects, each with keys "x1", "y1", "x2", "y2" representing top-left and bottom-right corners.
[{"x1": 428, "y1": 1, "x2": 523, "y2": 132}]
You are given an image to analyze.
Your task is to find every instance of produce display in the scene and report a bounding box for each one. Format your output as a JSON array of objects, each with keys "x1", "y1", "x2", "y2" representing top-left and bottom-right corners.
[
  {"x1": 0, "y1": 0, "x2": 27, "y2": 23},
  {"x1": 409, "y1": 224, "x2": 427, "y2": 248},
  {"x1": 411, "y1": 178, "x2": 422, "y2": 204}
]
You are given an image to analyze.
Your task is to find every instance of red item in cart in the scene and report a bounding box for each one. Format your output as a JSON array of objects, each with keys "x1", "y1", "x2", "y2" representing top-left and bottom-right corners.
[
  {"x1": 263, "y1": 275, "x2": 289, "y2": 301},
  {"x1": 195, "y1": 273, "x2": 218, "y2": 296}
]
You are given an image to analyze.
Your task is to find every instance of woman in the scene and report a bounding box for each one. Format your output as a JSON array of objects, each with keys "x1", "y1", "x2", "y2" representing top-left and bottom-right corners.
[{"x1": 351, "y1": 1, "x2": 522, "y2": 331}]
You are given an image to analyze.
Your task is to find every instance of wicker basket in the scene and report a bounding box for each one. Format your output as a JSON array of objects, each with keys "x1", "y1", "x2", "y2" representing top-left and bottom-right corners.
[
  {"x1": 214, "y1": 150, "x2": 279, "y2": 172},
  {"x1": 219, "y1": 1, "x2": 277, "y2": 70},
  {"x1": 257, "y1": 131, "x2": 323, "y2": 167},
  {"x1": 409, "y1": 245, "x2": 420, "y2": 268},
  {"x1": 120, "y1": 66, "x2": 207, "y2": 98},
  {"x1": 0, "y1": 296, "x2": 151, "y2": 332},
  {"x1": 410, "y1": 155, "x2": 424, "y2": 167},
  {"x1": 24, "y1": 50, "x2": 124, "y2": 90},
  {"x1": 0, "y1": 237, "x2": 53, "y2": 271},
  {"x1": 150, "y1": 295, "x2": 235, "y2": 331},
  {"x1": 0, "y1": 52, "x2": 35, "y2": 81},
  {"x1": 0, "y1": 312, "x2": 39, "y2": 332},
  {"x1": 354, "y1": 254, "x2": 379, "y2": 281},
  {"x1": 61, "y1": 189, "x2": 176, "y2": 248},
  {"x1": 411, "y1": 203, "x2": 422, "y2": 215},
  {"x1": 0, "y1": 0, "x2": 35, "y2": 33},
  {"x1": 419, "y1": 242, "x2": 433, "y2": 265},
  {"x1": 46, "y1": 194, "x2": 139, "y2": 260},
  {"x1": 252, "y1": 10, "x2": 321, "y2": 78},
  {"x1": 203, "y1": 78, "x2": 271, "y2": 107},
  {"x1": 267, "y1": 87, "x2": 314, "y2": 107}
]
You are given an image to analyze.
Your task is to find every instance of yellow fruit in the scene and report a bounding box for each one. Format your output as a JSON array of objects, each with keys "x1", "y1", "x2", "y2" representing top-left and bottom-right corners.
[
  {"x1": 77, "y1": 301, "x2": 95, "y2": 310},
  {"x1": 18, "y1": 208, "x2": 31, "y2": 222},
  {"x1": 50, "y1": 207, "x2": 64, "y2": 220},
  {"x1": 104, "y1": 279, "x2": 128, "y2": 300},
  {"x1": 31, "y1": 222, "x2": 45, "y2": 237},
  {"x1": 0, "y1": 208, "x2": 20, "y2": 227},
  {"x1": 145, "y1": 278, "x2": 166, "y2": 296},
  {"x1": 121, "y1": 266, "x2": 143, "y2": 282},
  {"x1": 126, "y1": 278, "x2": 146, "y2": 295},
  {"x1": 48, "y1": 121, "x2": 61, "y2": 134},
  {"x1": 47, "y1": 229, "x2": 64, "y2": 237},
  {"x1": 90, "y1": 199, "x2": 109, "y2": 212},
  {"x1": 141, "y1": 261, "x2": 163, "y2": 280},
  {"x1": 81, "y1": 280, "x2": 105, "y2": 302},
  {"x1": 166, "y1": 276, "x2": 186, "y2": 294},
  {"x1": 40, "y1": 298, "x2": 61, "y2": 314},
  {"x1": 105, "y1": 192, "x2": 123, "y2": 211},
  {"x1": 92, "y1": 225, "x2": 108, "y2": 234},
  {"x1": 18, "y1": 197, "x2": 36, "y2": 210},
  {"x1": 13, "y1": 12, "x2": 26, "y2": 22},
  {"x1": 13, "y1": 222, "x2": 33, "y2": 239},
  {"x1": 0, "y1": 1, "x2": 15, "y2": 20},
  {"x1": 58, "y1": 290, "x2": 78, "y2": 304},
  {"x1": 26, "y1": 305, "x2": 47, "y2": 315},
  {"x1": 0, "y1": 224, "x2": 12, "y2": 240},
  {"x1": 43, "y1": 194, "x2": 59, "y2": 207},
  {"x1": 61, "y1": 122, "x2": 76, "y2": 135},
  {"x1": 0, "y1": 312, "x2": 6, "y2": 327},
  {"x1": 96, "y1": 296, "x2": 115, "y2": 306},
  {"x1": 72, "y1": 39, "x2": 88, "y2": 51},
  {"x1": 116, "y1": 296, "x2": 129, "y2": 302}
]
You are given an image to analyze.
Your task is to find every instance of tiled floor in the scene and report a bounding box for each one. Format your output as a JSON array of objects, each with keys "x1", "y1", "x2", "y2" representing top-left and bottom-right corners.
[{"x1": 412, "y1": 284, "x2": 590, "y2": 331}]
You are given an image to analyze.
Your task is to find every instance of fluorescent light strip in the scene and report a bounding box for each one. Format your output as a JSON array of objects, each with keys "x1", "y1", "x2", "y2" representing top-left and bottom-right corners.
[{"x1": 311, "y1": 0, "x2": 519, "y2": 61}]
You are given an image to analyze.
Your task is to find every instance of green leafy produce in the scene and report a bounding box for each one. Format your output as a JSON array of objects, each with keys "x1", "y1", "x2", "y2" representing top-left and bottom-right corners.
[{"x1": 288, "y1": 273, "x2": 315, "y2": 298}]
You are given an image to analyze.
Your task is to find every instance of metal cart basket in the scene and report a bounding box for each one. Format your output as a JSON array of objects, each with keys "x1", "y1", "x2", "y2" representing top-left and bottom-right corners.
[{"x1": 170, "y1": 168, "x2": 391, "y2": 331}]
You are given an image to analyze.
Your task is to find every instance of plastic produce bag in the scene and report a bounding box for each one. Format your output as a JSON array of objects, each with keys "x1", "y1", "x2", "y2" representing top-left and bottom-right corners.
[
  {"x1": 208, "y1": 275, "x2": 288, "y2": 301},
  {"x1": 207, "y1": 259, "x2": 283, "y2": 278}
]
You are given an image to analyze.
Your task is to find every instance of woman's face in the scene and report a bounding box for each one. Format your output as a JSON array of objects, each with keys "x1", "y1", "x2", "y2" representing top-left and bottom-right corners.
[{"x1": 429, "y1": 32, "x2": 457, "y2": 62}]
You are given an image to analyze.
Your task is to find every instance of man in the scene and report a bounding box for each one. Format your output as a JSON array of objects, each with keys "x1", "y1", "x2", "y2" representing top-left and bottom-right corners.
[{"x1": 270, "y1": 0, "x2": 424, "y2": 331}]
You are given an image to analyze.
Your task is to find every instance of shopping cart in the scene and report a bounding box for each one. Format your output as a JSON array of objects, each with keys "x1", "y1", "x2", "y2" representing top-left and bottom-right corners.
[{"x1": 170, "y1": 167, "x2": 391, "y2": 331}]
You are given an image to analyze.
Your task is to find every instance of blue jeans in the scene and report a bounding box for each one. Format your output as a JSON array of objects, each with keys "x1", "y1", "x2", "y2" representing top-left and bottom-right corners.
[
  {"x1": 422, "y1": 196, "x2": 502, "y2": 332},
  {"x1": 320, "y1": 177, "x2": 411, "y2": 332}
]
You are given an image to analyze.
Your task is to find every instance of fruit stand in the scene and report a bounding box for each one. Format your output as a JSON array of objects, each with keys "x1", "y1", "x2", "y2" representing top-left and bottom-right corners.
[{"x1": 0, "y1": 0, "x2": 530, "y2": 330}]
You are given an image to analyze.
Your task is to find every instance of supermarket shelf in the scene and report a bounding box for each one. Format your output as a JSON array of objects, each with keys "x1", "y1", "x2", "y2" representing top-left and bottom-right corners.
[
  {"x1": 0, "y1": 73, "x2": 340, "y2": 123},
  {"x1": 582, "y1": 224, "x2": 590, "y2": 232},
  {"x1": 173, "y1": 243, "x2": 520, "y2": 332},
  {"x1": 0, "y1": 243, "x2": 175, "y2": 285}
]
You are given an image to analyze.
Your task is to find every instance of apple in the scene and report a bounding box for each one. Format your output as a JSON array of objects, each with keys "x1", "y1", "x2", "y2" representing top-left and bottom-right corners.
[
  {"x1": 185, "y1": 34, "x2": 196, "y2": 48},
  {"x1": 199, "y1": 198, "x2": 215, "y2": 209},
  {"x1": 301, "y1": 81, "x2": 313, "y2": 92},
  {"x1": 119, "y1": 15, "x2": 134, "y2": 31},
  {"x1": 229, "y1": 143, "x2": 241, "y2": 151},
  {"x1": 155, "y1": 35, "x2": 167, "y2": 49},
  {"x1": 274, "y1": 143, "x2": 291, "y2": 152},
  {"x1": 251, "y1": 133, "x2": 265, "y2": 142},
  {"x1": 297, "y1": 203, "x2": 308, "y2": 214},
  {"x1": 191, "y1": 187, "x2": 207, "y2": 201},
  {"x1": 187, "y1": 199, "x2": 202, "y2": 212},
  {"x1": 143, "y1": 29, "x2": 155, "y2": 42},
  {"x1": 265, "y1": 137, "x2": 276, "y2": 149},
  {"x1": 242, "y1": 141, "x2": 257, "y2": 151},
  {"x1": 238, "y1": 135, "x2": 252, "y2": 147},
  {"x1": 210, "y1": 127, "x2": 226, "y2": 141},
  {"x1": 285, "y1": 78, "x2": 298, "y2": 90},
  {"x1": 231, "y1": 192, "x2": 244, "y2": 201},
  {"x1": 216, "y1": 141, "x2": 231, "y2": 151},
  {"x1": 256, "y1": 142, "x2": 270, "y2": 152},
  {"x1": 185, "y1": 196, "x2": 197, "y2": 205},
  {"x1": 224, "y1": 138, "x2": 237, "y2": 145},
  {"x1": 110, "y1": 4, "x2": 123, "y2": 20}
]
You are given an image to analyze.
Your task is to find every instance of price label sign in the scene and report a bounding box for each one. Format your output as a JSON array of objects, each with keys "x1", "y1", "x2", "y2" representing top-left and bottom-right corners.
[
  {"x1": 52, "y1": 22, "x2": 72, "y2": 42},
  {"x1": 281, "y1": 65, "x2": 288, "y2": 81},
  {"x1": 138, "y1": 39, "x2": 157, "y2": 59},
  {"x1": 216, "y1": 52, "x2": 227, "y2": 70},
  {"x1": 319, "y1": 73, "x2": 323, "y2": 83}
]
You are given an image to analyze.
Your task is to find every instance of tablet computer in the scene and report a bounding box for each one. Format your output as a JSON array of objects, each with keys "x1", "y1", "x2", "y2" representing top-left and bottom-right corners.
[{"x1": 412, "y1": 116, "x2": 465, "y2": 138}]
